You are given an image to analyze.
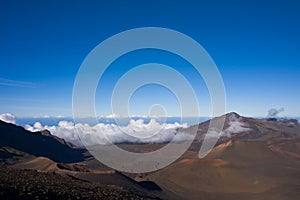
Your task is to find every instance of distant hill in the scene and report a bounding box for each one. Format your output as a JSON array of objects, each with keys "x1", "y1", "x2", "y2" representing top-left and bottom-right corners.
[
  {"x1": 177, "y1": 112, "x2": 300, "y2": 152},
  {"x1": 133, "y1": 113, "x2": 300, "y2": 200}
]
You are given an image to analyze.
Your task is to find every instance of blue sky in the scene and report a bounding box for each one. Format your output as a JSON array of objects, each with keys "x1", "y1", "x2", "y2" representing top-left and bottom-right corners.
[{"x1": 0, "y1": 0, "x2": 299, "y2": 117}]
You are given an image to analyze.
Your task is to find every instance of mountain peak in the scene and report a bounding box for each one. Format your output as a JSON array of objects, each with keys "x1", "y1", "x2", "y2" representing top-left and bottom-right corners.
[{"x1": 226, "y1": 112, "x2": 241, "y2": 118}]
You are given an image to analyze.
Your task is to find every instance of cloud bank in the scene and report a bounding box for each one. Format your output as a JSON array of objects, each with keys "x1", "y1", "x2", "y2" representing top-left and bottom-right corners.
[
  {"x1": 25, "y1": 119, "x2": 192, "y2": 146},
  {"x1": 0, "y1": 113, "x2": 16, "y2": 124}
]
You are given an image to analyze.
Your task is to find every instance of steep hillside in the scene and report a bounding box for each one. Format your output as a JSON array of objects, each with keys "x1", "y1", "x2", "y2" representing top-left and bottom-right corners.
[{"x1": 0, "y1": 120, "x2": 87, "y2": 163}]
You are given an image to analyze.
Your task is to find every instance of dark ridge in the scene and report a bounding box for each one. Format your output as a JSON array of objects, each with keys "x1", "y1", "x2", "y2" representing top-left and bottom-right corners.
[
  {"x1": 267, "y1": 118, "x2": 278, "y2": 121},
  {"x1": 37, "y1": 129, "x2": 75, "y2": 148},
  {"x1": 138, "y1": 181, "x2": 162, "y2": 191},
  {"x1": 0, "y1": 120, "x2": 87, "y2": 163}
]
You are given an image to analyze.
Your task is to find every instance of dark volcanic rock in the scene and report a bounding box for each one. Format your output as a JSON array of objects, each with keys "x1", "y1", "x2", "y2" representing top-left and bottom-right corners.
[
  {"x1": 0, "y1": 166, "x2": 155, "y2": 199},
  {"x1": 0, "y1": 120, "x2": 87, "y2": 163}
]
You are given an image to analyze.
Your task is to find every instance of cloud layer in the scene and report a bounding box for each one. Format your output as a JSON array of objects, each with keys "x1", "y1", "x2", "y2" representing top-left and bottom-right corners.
[
  {"x1": 25, "y1": 119, "x2": 192, "y2": 146},
  {"x1": 0, "y1": 113, "x2": 16, "y2": 124}
]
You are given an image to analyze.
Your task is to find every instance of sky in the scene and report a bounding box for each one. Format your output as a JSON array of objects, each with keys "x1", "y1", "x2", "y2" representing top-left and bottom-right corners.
[{"x1": 0, "y1": 0, "x2": 300, "y2": 118}]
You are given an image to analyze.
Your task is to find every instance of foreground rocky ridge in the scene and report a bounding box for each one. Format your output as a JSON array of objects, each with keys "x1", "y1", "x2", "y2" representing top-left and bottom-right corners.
[{"x1": 0, "y1": 166, "x2": 156, "y2": 200}]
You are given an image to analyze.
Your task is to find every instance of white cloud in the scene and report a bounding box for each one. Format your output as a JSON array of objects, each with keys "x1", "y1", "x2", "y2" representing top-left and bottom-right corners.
[
  {"x1": 33, "y1": 115, "x2": 66, "y2": 119},
  {"x1": 223, "y1": 121, "x2": 251, "y2": 136},
  {"x1": 205, "y1": 113, "x2": 252, "y2": 138},
  {"x1": 24, "y1": 119, "x2": 192, "y2": 146},
  {"x1": 267, "y1": 108, "x2": 284, "y2": 117},
  {"x1": 0, "y1": 113, "x2": 16, "y2": 124},
  {"x1": 128, "y1": 114, "x2": 148, "y2": 118},
  {"x1": 223, "y1": 114, "x2": 251, "y2": 137},
  {"x1": 105, "y1": 113, "x2": 120, "y2": 118},
  {"x1": 0, "y1": 78, "x2": 34, "y2": 88}
]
